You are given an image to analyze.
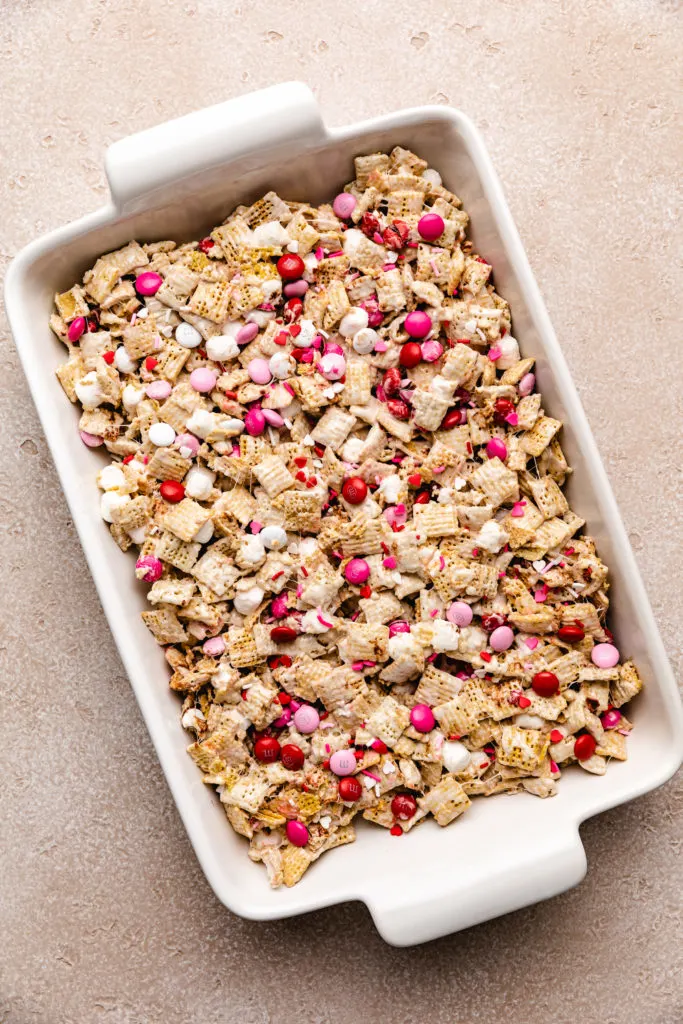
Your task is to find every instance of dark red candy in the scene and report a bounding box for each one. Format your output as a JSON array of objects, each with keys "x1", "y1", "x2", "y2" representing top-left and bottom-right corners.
[
  {"x1": 338, "y1": 776, "x2": 363, "y2": 802},
  {"x1": 441, "y1": 408, "x2": 465, "y2": 430},
  {"x1": 414, "y1": 490, "x2": 430, "y2": 505},
  {"x1": 391, "y1": 793, "x2": 417, "y2": 820},
  {"x1": 481, "y1": 613, "x2": 506, "y2": 632},
  {"x1": 574, "y1": 733, "x2": 597, "y2": 761},
  {"x1": 558, "y1": 624, "x2": 585, "y2": 643},
  {"x1": 494, "y1": 397, "x2": 515, "y2": 423},
  {"x1": 386, "y1": 398, "x2": 410, "y2": 420},
  {"x1": 284, "y1": 297, "x2": 303, "y2": 322},
  {"x1": 360, "y1": 212, "x2": 381, "y2": 238},
  {"x1": 531, "y1": 671, "x2": 560, "y2": 697},
  {"x1": 276, "y1": 253, "x2": 305, "y2": 280},
  {"x1": 254, "y1": 737, "x2": 281, "y2": 763},
  {"x1": 280, "y1": 743, "x2": 305, "y2": 771},
  {"x1": 342, "y1": 476, "x2": 368, "y2": 505},
  {"x1": 399, "y1": 342, "x2": 422, "y2": 368},
  {"x1": 270, "y1": 625, "x2": 299, "y2": 644},
  {"x1": 382, "y1": 367, "x2": 402, "y2": 397},
  {"x1": 160, "y1": 480, "x2": 185, "y2": 503},
  {"x1": 198, "y1": 237, "x2": 215, "y2": 253}
]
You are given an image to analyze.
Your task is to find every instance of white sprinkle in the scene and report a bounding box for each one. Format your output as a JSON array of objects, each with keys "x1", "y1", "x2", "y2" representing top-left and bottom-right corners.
[
  {"x1": 137, "y1": 307, "x2": 149, "y2": 319},
  {"x1": 313, "y1": 459, "x2": 323, "y2": 468},
  {"x1": 303, "y1": 434, "x2": 314, "y2": 446},
  {"x1": 382, "y1": 761, "x2": 396, "y2": 775},
  {"x1": 284, "y1": 418, "x2": 293, "y2": 429},
  {"x1": 364, "y1": 776, "x2": 375, "y2": 790},
  {"x1": 374, "y1": 783, "x2": 381, "y2": 798},
  {"x1": 287, "y1": 240, "x2": 300, "y2": 252},
  {"x1": 319, "y1": 814, "x2": 331, "y2": 829},
  {"x1": 323, "y1": 387, "x2": 336, "y2": 400}
]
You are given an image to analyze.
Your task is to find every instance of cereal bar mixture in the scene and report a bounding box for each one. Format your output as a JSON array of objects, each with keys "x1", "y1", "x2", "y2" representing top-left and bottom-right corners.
[{"x1": 52, "y1": 148, "x2": 643, "y2": 888}]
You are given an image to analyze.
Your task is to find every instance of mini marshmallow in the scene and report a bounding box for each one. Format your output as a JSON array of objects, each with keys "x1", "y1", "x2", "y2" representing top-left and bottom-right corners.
[
  {"x1": 430, "y1": 620, "x2": 460, "y2": 652},
  {"x1": 495, "y1": 335, "x2": 521, "y2": 370},
  {"x1": 233, "y1": 584, "x2": 265, "y2": 615},
  {"x1": 193, "y1": 520, "x2": 214, "y2": 544},
  {"x1": 100, "y1": 491, "x2": 131, "y2": 523},
  {"x1": 97, "y1": 465, "x2": 126, "y2": 491},
  {"x1": 339, "y1": 307, "x2": 369, "y2": 338},
  {"x1": 269, "y1": 352, "x2": 294, "y2": 379},
  {"x1": 185, "y1": 465, "x2": 216, "y2": 500},
  {"x1": 206, "y1": 335, "x2": 240, "y2": 361},
  {"x1": 74, "y1": 372, "x2": 103, "y2": 409},
  {"x1": 114, "y1": 347, "x2": 137, "y2": 373},
  {"x1": 260, "y1": 525, "x2": 288, "y2": 550},
  {"x1": 122, "y1": 383, "x2": 145, "y2": 410},
  {"x1": 291, "y1": 318, "x2": 318, "y2": 348},
  {"x1": 476, "y1": 519, "x2": 510, "y2": 554},
  {"x1": 352, "y1": 327, "x2": 378, "y2": 354}
]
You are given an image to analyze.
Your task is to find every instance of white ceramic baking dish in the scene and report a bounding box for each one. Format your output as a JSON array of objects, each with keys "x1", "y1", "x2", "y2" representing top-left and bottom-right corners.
[{"x1": 6, "y1": 82, "x2": 682, "y2": 946}]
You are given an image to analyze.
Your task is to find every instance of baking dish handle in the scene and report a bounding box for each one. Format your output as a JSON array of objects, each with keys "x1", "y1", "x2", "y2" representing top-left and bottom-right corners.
[
  {"x1": 104, "y1": 82, "x2": 326, "y2": 212},
  {"x1": 367, "y1": 824, "x2": 587, "y2": 946}
]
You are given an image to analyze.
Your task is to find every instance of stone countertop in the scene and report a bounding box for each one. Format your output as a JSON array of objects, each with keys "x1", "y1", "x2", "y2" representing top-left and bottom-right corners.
[{"x1": 1, "y1": 2, "x2": 681, "y2": 1022}]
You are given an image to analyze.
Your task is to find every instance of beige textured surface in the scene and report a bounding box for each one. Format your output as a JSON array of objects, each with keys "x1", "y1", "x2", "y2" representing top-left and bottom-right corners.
[{"x1": 1, "y1": 1, "x2": 682, "y2": 1021}]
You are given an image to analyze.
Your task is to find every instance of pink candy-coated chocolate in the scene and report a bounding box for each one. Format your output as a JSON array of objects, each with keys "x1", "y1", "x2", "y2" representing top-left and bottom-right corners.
[
  {"x1": 404, "y1": 310, "x2": 432, "y2": 339},
  {"x1": 382, "y1": 556, "x2": 397, "y2": 570},
  {"x1": 421, "y1": 340, "x2": 444, "y2": 362},
  {"x1": 68, "y1": 317, "x2": 86, "y2": 342},
  {"x1": 518, "y1": 372, "x2": 536, "y2": 396},
  {"x1": 289, "y1": 699, "x2": 302, "y2": 713},
  {"x1": 274, "y1": 707, "x2": 293, "y2": 728},
  {"x1": 203, "y1": 636, "x2": 226, "y2": 657},
  {"x1": 175, "y1": 433, "x2": 199, "y2": 457},
  {"x1": 283, "y1": 280, "x2": 309, "y2": 298},
  {"x1": 262, "y1": 409, "x2": 284, "y2": 428},
  {"x1": 591, "y1": 642, "x2": 620, "y2": 669},
  {"x1": 344, "y1": 558, "x2": 370, "y2": 584},
  {"x1": 146, "y1": 380, "x2": 172, "y2": 401},
  {"x1": 236, "y1": 322, "x2": 259, "y2": 345},
  {"x1": 285, "y1": 820, "x2": 309, "y2": 847},
  {"x1": 135, "y1": 556, "x2": 163, "y2": 582},
  {"x1": 244, "y1": 407, "x2": 266, "y2": 436},
  {"x1": 135, "y1": 271, "x2": 163, "y2": 296},
  {"x1": 602, "y1": 709, "x2": 622, "y2": 729},
  {"x1": 271, "y1": 593, "x2": 289, "y2": 618},
  {"x1": 417, "y1": 212, "x2": 445, "y2": 241},
  {"x1": 79, "y1": 430, "x2": 103, "y2": 447},
  {"x1": 490, "y1": 625, "x2": 515, "y2": 652},
  {"x1": 329, "y1": 749, "x2": 357, "y2": 776},
  {"x1": 246, "y1": 358, "x2": 272, "y2": 384},
  {"x1": 410, "y1": 704, "x2": 436, "y2": 733},
  {"x1": 190, "y1": 367, "x2": 218, "y2": 393},
  {"x1": 319, "y1": 353, "x2": 346, "y2": 380},
  {"x1": 293, "y1": 705, "x2": 320, "y2": 734},
  {"x1": 486, "y1": 437, "x2": 508, "y2": 461},
  {"x1": 332, "y1": 192, "x2": 357, "y2": 219},
  {"x1": 323, "y1": 341, "x2": 344, "y2": 356},
  {"x1": 389, "y1": 620, "x2": 411, "y2": 637},
  {"x1": 447, "y1": 601, "x2": 473, "y2": 627}
]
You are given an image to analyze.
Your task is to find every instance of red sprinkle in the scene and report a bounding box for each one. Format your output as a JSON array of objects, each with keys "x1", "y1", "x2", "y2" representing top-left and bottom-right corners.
[
  {"x1": 102, "y1": 350, "x2": 115, "y2": 364},
  {"x1": 359, "y1": 585, "x2": 372, "y2": 599},
  {"x1": 480, "y1": 651, "x2": 492, "y2": 663},
  {"x1": 145, "y1": 357, "x2": 158, "y2": 371},
  {"x1": 518, "y1": 695, "x2": 532, "y2": 709},
  {"x1": 390, "y1": 825, "x2": 403, "y2": 836},
  {"x1": 550, "y1": 729, "x2": 564, "y2": 743}
]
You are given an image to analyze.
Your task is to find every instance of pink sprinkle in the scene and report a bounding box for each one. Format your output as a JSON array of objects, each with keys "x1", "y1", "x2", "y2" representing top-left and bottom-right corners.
[
  {"x1": 249, "y1": 521, "x2": 263, "y2": 534},
  {"x1": 472, "y1": 548, "x2": 479, "y2": 557},
  {"x1": 534, "y1": 585, "x2": 548, "y2": 603},
  {"x1": 524, "y1": 637, "x2": 539, "y2": 650},
  {"x1": 314, "y1": 247, "x2": 324, "y2": 260},
  {"x1": 488, "y1": 347, "x2": 502, "y2": 361},
  {"x1": 383, "y1": 263, "x2": 397, "y2": 272},
  {"x1": 505, "y1": 412, "x2": 519, "y2": 426},
  {"x1": 565, "y1": 547, "x2": 575, "y2": 555},
  {"x1": 374, "y1": 340, "x2": 388, "y2": 352},
  {"x1": 510, "y1": 501, "x2": 527, "y2": 518},
  {"x1": 300, "y1": 350, "x2": 314, "y2": 363},
  {"x1": 432, "y1": 465, "x2": 445, "y2": 474},
  {"x1": 373, "y1": 232, "x2": 384, "y2": 245},
  {"x1": 296, "y1": 585, "x2": 303, "y2": 598},
  {"x1": 439, "y1": 555, "x2": 446, "y2": 571},
  {"x1": 430, "y1": 609, "x2": 439, "y2": 618},
  {"x1": 389, "y1": 620, "x2": 410, "y2": 636},
  {"x1": 352, "y1": 661, "x2": 365, "y2": 671},
  {"x1": 382, "y1": 556, "x2": 397, "y2": 570},
  {"x1": 426, "y1": 653, "x2": 438, "y2": 663},
  {"x1": 317, "y1": 613, "x2": 334, "y2": 628},
  {"x1": 363, "y1": 660, "x2": 376, "y2": 668},
  {"x1": 350, "y1": 611, "x2": 360, "y2": 621},
  {"x1": 361, "y1": 770, "x2": 381, "y2": 782},
  {"x1": 282, "y1": 382, "x2": 295, "y2": 396},
  {"x1": 550, "y1": 760, "x2": 559, "y2": 774},
  {"x1": 325, "y1": 743, "x2": 331, "y2": 754},
  {"x1": 328, "y1": 250, "x2": 344, "y2": 258}
]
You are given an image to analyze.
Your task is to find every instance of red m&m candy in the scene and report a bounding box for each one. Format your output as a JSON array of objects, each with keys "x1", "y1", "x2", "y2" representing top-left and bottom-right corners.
[
  {"x1": 160, "y1": 480, "x2": 185, "y2": 503},
  {"x1": 531, "y1": 671, "x2": 559, "y2": 697},
  {"x1": 574, "y1": 733, "x2": 597, "y2": 761},
  {"x1": 338, "y1": 776, "x2": 363, "y2": 802},
  {"x1": 558, "y1": 624, "x2": 585, "y2": 643},
  {"x1": 254, "y1": 736, "x2": 281, "y2": 763},
  {"x1": 342, "y1": 476, "x2": 368, "y2": 504},
  {"x1": 391, "y1": 793, "x2": 417, "y2": 820},
  {"x1": 280, "y1": 744, "x2": 305, "y2": 771},
  {"x1": 270, "y1": 625, "x2": 299, "y2": 644},
  {"x1": 399, "y1": 342, "x2": 422, "y2": 368},
  {"x1": 276, "y1": 253, "x2": 305, "y2": 280}
]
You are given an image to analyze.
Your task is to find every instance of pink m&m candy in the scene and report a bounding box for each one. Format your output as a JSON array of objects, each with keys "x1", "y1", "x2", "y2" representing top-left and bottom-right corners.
[
  {"x1": 591, "y1": 643, "x2": 620, "y2": 669},
  {"x1": 190, "y1": 368, "x2": 217, "y2": 393},
  {"x1": 421, "y1": 340, "x2": 443, "y2": 363},
  {"x1": 274, "y1": 706, "x2": 293, "y2": 728},
  {"x1": 175, "y1": 433, "x2": 200, "y2": 458},
  {"x1": 518, "y1": 372, "x2": 536, "y2": 396},
  {"x1": 262, "y1": 409, "x2": 285, "y2": 428},
  {"x1": 410, "y1": 704, "x2": 435, "y2": 733},
  {"x1": 79, "y1": 430, "x2": 103, "y2": 447},
  {"x1": 244, "y1": 407, "x2": 266, "y2": 436},
  {"x1": 490, "y1": 625, "x2": 515, "y2": 652},
  {"x1": 417, "y1": 212, "x2": 445, "y2": 241},
  {"x1": 344, "y1": 558, "x2": 370, "y2": 584},
  {"x1": 333, "y1": 192, "x2": 357, "y2": 219},
  {"x1": 135, "y1": 556, "x2": 163, "y2": 582},
  {"x1": 319, "y1": 353, "x2": 346, "y2": 380},
  {"x1": 602, "y1": 709, "x2": 622, "y2": 729},
  {"x1": 203, "y1": 636, "x2": 226, "y2": 657},
  {"x1": 247, "y1": 358, "x2": 272, "y2": 385},
  {"x1": 283, "y1": 279, "x2": 309, "y2": 298},
  {"x1": 68, "y1": 317, "x2": 86, "y2": 342},
  {"x1": 447, "y1": 601, "x2": 473, "y2": 627},
  {"x1": 293, "y1": 705, "x2": 320, "y2": 734},
  {"x1": 236, "y1": 322, "x2": 259, "y2": 345},
  {"x1": 329, "y1": 749, "x2": 357, "y2": 776},
  {"x1": 486, "y1": 438, "x2": 508, "y2": 461},
  {"x1": 285, "y1": 820, "x2": 309, "y2": 847},
  {"x1": 404, "y1": 310, "x2": 432, "y2": 339},
  {"x1": 135, "y1": 272, "x2": 163, "y2": 296},
  {"x1": 146, "y1": 380, "x2": 172, "y2": 401},
  {"x1": 389, "y1": 620, "x2": 411, "y2": 637}
]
